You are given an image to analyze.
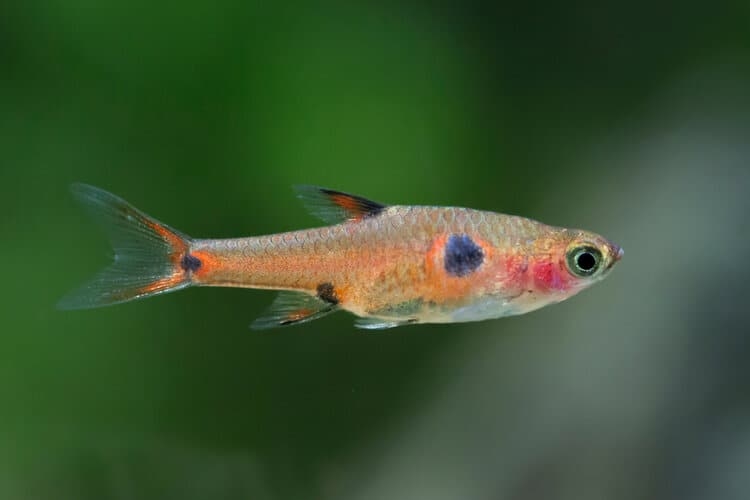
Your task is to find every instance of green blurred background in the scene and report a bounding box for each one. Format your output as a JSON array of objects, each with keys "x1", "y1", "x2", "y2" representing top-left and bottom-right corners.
[{"x1": 2, "y1": 2, "x2": 750, "y2": 499}]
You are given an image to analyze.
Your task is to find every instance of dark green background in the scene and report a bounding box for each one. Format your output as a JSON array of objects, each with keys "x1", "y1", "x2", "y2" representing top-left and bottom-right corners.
[{"x1": 2, "y1": 2, "x2": 749, "y2": 499}]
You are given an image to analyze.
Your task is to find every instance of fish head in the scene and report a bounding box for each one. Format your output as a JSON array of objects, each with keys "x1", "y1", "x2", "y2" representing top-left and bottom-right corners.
[
  {"x1": 562, "y1": 229, "x2": 623, "y2": 284},
  {"x1": 525, "y1": 228, "x2": 623, "y2": 300}
]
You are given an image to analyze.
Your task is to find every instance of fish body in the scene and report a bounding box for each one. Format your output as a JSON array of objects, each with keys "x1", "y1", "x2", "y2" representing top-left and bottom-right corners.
[{"x1": 59, "y1": 184, "x2": 623, "y2": 329}]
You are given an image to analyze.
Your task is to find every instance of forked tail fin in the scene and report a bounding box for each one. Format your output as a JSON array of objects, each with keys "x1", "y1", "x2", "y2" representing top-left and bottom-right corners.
[{"x1": 58, "y1": 183, "x2": 194, "y2": 310}]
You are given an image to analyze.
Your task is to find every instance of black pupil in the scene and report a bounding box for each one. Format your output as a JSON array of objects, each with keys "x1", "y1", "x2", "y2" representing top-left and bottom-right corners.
[{"x1": 576, "y1": 252, "x2": 596, "y2": 271}]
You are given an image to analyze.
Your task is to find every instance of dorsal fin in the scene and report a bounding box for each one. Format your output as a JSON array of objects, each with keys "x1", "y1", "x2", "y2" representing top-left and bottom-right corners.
[{"x1": 294, "y1": 185, "x2": 387, "y2": 224}]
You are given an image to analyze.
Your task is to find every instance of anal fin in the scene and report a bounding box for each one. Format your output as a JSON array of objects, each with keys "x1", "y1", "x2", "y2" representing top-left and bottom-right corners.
[{"x1": 251, "y1": 292, "x2": 337, "y2": 330}]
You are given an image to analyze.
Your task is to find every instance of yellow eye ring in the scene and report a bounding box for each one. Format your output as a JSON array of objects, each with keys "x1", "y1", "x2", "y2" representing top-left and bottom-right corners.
[{"x1": 566, "y1": 245, "x2": 602, "y2": 277}]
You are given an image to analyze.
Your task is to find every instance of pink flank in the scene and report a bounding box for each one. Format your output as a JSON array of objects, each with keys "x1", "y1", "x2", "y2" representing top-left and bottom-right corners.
[{"x1": 531, "y1": 259, "x2": 572, "y2": 291}]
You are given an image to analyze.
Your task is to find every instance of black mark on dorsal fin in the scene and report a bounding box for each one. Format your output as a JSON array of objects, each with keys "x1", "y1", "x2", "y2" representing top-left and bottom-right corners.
[
  {"x1": 294, "y1": 185, "x2": 387, "y2": 224},
  {"x1": 444, "y1": 234, "x2": 484, "y2": 277}
]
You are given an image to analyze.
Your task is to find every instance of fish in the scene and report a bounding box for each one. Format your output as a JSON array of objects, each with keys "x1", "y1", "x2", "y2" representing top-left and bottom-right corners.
[{"x1": 58, "y1": 183, "x2": 623, "y2": 329}]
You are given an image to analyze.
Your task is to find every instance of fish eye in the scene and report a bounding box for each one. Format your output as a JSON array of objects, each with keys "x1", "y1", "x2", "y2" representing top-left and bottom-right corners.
[{"x1": 566, "y1": 245, "x2": 602, "y2": 277}]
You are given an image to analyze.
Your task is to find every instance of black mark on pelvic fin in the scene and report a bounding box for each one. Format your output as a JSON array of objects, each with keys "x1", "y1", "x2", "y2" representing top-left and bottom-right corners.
[
  {"x1": 316, "y1": 282, "x2": 339, "y2": 305},
  {"x1": 444, "y1": 234, "x2": 484, "y2": 277},
  {"x1": 180, "y1": 253, "x2": 202, "y2": 272}
]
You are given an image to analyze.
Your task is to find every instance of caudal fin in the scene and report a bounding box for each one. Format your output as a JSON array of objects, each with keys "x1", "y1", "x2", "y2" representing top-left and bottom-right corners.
[{"x1": 58, "y1": 183, "x2": 194, "y2": 310}]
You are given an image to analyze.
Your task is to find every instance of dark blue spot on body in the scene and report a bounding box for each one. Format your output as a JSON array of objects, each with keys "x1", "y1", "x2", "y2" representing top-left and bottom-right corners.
[
  {"x1": 444, "y1": 234, "x2": 484, "y2": 277},
  {"x1": 181, "y1": 253, "x2": 202, "y2": 272}
]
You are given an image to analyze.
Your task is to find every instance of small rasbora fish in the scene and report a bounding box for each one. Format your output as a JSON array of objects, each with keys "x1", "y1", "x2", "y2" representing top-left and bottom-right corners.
[{"x1": 59, "y1": 184, "x2": 623, "y2": 329}]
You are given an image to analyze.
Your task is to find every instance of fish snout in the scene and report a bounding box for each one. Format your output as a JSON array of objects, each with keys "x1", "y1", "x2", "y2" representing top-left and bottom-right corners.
[
  {"x1": 614, "y1": 245, "x2": 624, "y2": 261},
  {"x1": 604, "y1": 243, "x2": 624, "y2": 270}
]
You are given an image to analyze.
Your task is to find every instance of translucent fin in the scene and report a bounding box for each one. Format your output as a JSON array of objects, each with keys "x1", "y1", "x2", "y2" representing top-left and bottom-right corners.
[
  {"x1": 293, "y1": 185, "x2": 387, "y2": 224},
  {"x1": 57, "y1": 183, "x2": 192, "y2": 310},
  {"x1": 250, "y1": 292, "x2": 337, "y2": 330},
  {"x1": 354, "y1": 317, "x2": 412, "y2": 330}
]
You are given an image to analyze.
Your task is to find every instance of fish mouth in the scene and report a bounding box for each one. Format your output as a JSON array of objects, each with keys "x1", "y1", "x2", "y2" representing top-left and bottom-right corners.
[{"x1": 606, "y1": 245, "x2": 624, "y2": 269}]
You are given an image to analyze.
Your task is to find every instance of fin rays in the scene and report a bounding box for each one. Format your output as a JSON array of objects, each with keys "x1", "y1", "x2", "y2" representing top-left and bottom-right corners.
[
  {"x1": 58, "y1": 183, "x2": 192, "y2": 310},
  {"x1": 251, "y1": 291, "x2": 337, "y2": 330},
  {"x1": 294, "y1": 185, "x2": 387, "y2": 224}
]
